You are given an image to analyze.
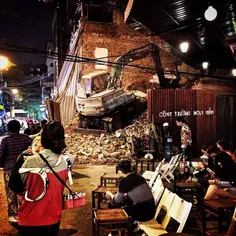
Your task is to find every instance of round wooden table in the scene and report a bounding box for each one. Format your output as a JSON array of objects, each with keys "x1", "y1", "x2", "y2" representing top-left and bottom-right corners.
[{"x1": 161, "y1": 233, "x2": 194, "y2": 236}]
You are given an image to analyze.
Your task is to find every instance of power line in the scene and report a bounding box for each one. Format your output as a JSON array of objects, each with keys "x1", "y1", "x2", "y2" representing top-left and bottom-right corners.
[{"x1": 0, "y1": 40, "x2": 157, "y2": 73}]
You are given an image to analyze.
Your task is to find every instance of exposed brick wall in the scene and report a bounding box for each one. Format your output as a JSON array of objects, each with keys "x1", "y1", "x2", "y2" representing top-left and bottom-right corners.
[
  {"x1": 192, "y1": 77, "x2": 236, "y2": 93},
  {"x1": 80, "y1": 10, "x2": 196, "y2": 91},
  {"x1": 80, "y1": 11, "x2": 236, "y2": 95}
]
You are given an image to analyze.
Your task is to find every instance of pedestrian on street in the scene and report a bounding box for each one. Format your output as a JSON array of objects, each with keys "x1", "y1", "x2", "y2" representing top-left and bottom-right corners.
[
  {"x1": 0, "y1": 120, "x2": 32, "y2": 223},
  {"x1": 18, "y1": 121, "x2": 74, "y2": 236}
]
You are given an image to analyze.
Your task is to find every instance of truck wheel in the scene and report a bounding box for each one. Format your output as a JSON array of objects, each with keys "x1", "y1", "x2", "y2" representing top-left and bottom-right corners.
[
  {"x1": 108, "y1": 123, "x2": 113, "y2": 133},
  {"x1": 81, "y1": 118, "x2": 88, "y2": 128},
  {"x1": 113, "y1": 115, "x2": 123, "y2": 131},
  {"x1": 103, "y1": 122, "x2": 109, "y2": 132}
]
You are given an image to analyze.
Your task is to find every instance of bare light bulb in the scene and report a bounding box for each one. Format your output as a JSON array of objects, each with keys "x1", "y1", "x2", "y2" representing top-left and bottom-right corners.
[
  {"x1": 232, "y1": 69, "x2": 236, "y2": 76},
  {"x1": 180, "y1": 42, "x2": 189, "y2": 53},
  {"x1": 204, "y1": 6, "x2": 217, "y2": 21},
  {"x1": 202, "y1": 62, "x2": 209, "y2": 70}
]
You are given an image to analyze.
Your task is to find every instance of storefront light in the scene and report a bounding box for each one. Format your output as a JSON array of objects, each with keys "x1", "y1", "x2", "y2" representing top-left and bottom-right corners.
[
  {"x1": 232, "y1": 69, "x2": 236, "y2": 76},
  {"x1": 180, "y1": 42, "x2": 189, "y2": 53},
  {"x1": 202, "y1": 62, "x2": 209, "y2": 70}
]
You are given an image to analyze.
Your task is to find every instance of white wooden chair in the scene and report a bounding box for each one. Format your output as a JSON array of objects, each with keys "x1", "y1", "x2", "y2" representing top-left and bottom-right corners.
[
  {"x1": 148, "y1": 159, "x2": 165, "y2": 188},
  {"x1": 161, "y1": 154, "x2": 182, "y2": 183},
  {"x1": 151, "y1": 175, "x2": 162, "y2": 193},
  {"x1": 139, "y1": 188, "x2": 175, "y2": 234},
  {"x1": 142, "y1": 158, "x2": 165, "y2": 183},
  {"x1": 140, "y1": 193, "x2": 192, "y2": 236},
  {"x1": 152, "y1": 177, "x2": 165, "y2": 205}
]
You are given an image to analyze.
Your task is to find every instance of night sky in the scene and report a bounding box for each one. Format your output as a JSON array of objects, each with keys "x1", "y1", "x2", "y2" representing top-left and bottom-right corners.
[{"x1": 0, "y1": 0, "x2": 53, "y2": 65}]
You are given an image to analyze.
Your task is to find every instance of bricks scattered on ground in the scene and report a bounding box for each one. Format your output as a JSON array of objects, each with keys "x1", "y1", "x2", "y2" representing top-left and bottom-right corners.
[{"x1": 64, "y1": 111, "x2": 161, "y2": 165}]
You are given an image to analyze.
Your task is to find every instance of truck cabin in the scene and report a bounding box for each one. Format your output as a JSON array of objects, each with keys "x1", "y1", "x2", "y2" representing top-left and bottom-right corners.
[{"x1": 80, "y1": 71, "x2": 109, "y2": 97}]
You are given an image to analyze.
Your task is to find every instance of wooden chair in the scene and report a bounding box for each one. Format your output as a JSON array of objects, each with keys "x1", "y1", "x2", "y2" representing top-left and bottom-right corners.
[
  {"x1": 151, "y1": 175, "x2": 162, "y2": 193},
  {"x1": 140, "y1": 193, "x2": 192, "y2": 236},
  {"x1": 152, "y1": 177, "x2": 165, "y2": 205},
  {"x1": 135, "y1": 157, "x2": 155, "y2": 174},
  {"x1": 161, "y1": 154, "x2": 182, "y2": 183},
  {"x1": 92, "y1": 186, "x2": 118, "y2": 209},
  {"x1": 142, "y1": 158, "x2": 165, "y2": 184},
  {"x1": 139, "y1": 188, "x2": 175, "y2": 234},
  {"x1": 160, "y1": 154, "x2": 180, "y2": 172},
  {"x1": 100, "y1": 173, "x2": 122, "y2": 187},
  {"x1": 226, "y1": 206, "x2": 236, "y2": 236},
  {"x1": 93, "y1": 208, "x2": 132, "y2": 236}
]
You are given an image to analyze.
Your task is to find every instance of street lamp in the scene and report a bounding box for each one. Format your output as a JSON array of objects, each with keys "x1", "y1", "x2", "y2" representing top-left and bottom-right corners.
[
  {"x1": 12, "y1": 89, "x2": 18, "y2": 94},
  {"x1": 0, "y1": 55, "x2": 9, "y2": 83},
  {"x1": 0, "y1": 56, "x2": 9, "y2": 70}
]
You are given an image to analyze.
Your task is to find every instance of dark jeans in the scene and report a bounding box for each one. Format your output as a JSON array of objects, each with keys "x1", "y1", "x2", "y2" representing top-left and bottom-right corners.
[
  {"x1": 20, "y1": 221, "x2": 60, "y2": 236},
  {"x1": 182, "y1": 145, "x2": 192, "y2": 161}
]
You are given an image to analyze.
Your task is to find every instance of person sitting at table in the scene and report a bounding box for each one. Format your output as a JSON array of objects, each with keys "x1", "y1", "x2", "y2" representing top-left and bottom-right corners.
[
  {"x1": 185, "y1": 144, "x2": 213, "y2": 185},
  {"x1": 203, "y1": 144, "x2": 236, "y2": 200},
  {"x1": 217, "y1": 138, "x2": 236, "y2": 162},
  {"x1": 106, "y1": 160, "x2": 155, "y2": 224},
  {"x1": 204, "y1": 179, "x2": 236, "y2": 200}
]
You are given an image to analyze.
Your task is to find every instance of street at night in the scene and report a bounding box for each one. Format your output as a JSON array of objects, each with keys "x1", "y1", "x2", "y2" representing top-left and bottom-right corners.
[{"x1": 0, "y1": 0, "x2": 236, "y2": 236}]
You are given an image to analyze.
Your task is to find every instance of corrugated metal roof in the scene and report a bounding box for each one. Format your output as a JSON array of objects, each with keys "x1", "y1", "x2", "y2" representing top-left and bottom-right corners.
[{"x1": 127, "y1": 0, "x2": 236, "y2": 70}]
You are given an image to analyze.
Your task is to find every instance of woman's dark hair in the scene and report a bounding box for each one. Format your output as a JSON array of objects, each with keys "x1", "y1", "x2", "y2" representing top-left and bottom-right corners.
[
  {"x1": 201, "y1": 143, "x2": 209, "y2": 151},
  {"x1": 118, "y1": 160, "x2": 132, "y2": 174},
  {"x1": 8, "y1": 120, "x2": 20, "y2": 133},
  {"x1": 206, "y1": 145, "x2": 219, "y2": 155},
  {"x1": 217, "y1": 139, "x2": 229, "y2": 150},
  {"x1": 41, "y1": 121, "x2": 66, "y2": 154},
  {"x1": 40, "y1": 119, "x2": 48, "y2": 129},
  {"x1": 175, "y1": 117, "x2": 185, "y2": 123}
]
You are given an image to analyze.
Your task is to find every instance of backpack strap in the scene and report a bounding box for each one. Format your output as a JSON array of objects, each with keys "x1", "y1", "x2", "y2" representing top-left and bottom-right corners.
[
  {"x1": 39, "y1": 154, "x2": 74, "y2": 194},
  {"x1": 19, "y1": 167, "x2": 49, "y2": 202}
]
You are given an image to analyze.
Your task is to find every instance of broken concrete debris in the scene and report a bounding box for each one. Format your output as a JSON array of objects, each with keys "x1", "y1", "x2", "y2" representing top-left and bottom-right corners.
[{"x1": 64, "y1": 111, "x2": 159, "y2": 164}]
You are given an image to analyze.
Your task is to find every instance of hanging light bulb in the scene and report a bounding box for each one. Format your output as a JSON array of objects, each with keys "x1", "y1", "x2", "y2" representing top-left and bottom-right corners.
[
  {"x1": 202, "y1": 62, "x2": 209, "y2": 70},
  {"x1": 232, "y1": 69, "x2": 236, "y2": 76},
  {"x1": 180, "y1": 42, "x2": 189, "y2": 53},
  {"x1": 204, "y1": 5, "x2": 217, "y2": 21}
]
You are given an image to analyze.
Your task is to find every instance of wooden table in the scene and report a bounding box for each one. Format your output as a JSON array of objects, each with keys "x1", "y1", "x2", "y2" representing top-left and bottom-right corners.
[
  {"x1": 174, "y1": 181, "x2": 204, "y2": 206},
  {"x1": 202, "y1": 199, "x2": 236, "y2": 234},
  {"x1": 92, "y1": 186, "x2": 118, "y2": 209},
  {"x1": 93, "y1": 208, "x2": 132, "y2": 236},
  {"x1": 162, "y1": 232, "x2": 194, "y2": 236},
  {"x1": 161, "y1": 233, "x2": 194, "y2": 236},
  {"x1": 100, "y1": 173, "x2": 122, "y2": 187}
]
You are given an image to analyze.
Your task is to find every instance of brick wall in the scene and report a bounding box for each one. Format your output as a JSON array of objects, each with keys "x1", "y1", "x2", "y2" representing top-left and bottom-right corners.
[
  {"x1": 80, "y1": 10, "x2": 196, "y2": 91},
  {"x1": 80, "y1": 10, "x2": 236, "y2": 95},
  {"x1": 192, "y1": 78, "x2": 236, "y2": 93}
]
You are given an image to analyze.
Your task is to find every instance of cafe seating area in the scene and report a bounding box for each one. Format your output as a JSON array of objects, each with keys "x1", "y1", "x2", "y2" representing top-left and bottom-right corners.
[{"x1": 91, "y1": 155, "x2": 236, "y2": 236}]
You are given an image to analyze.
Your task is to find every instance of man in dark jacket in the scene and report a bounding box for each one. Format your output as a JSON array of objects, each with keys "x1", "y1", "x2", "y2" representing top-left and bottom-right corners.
[
  {"x1": 106, "y1": 160, "x2": 155, "y2": 222},
  {"x1": 0, "y1": 120, "x2": 32, "y2": 223}
]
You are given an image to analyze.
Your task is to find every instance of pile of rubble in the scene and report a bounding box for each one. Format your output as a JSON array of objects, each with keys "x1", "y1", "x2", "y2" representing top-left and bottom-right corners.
[{"x1": 64, "y1": 112, "x2": 162, "y2": 164}]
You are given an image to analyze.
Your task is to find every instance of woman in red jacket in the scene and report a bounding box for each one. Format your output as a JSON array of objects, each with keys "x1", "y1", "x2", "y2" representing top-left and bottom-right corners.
[{"x1": 18, "y1": 121, "x2": 74, "y2": 236}]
